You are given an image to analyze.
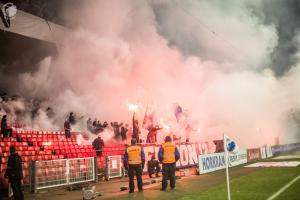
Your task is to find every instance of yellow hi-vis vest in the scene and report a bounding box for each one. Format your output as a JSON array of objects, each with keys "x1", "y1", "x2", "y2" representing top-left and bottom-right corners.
[
  {"x1": 127, "y1": 145, "x2": 142, "y2": 165},
  {"x1": 162, "y1": 142, "x2": 176, "y2": 163}
]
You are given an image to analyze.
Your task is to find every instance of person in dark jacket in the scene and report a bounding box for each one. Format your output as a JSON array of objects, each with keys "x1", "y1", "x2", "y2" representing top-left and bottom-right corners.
[
  {"x1": 123, "y1": 138, "x2": 145, "y2": 193},
  {"x1": 146, "y1": 125, "x2": 162, "y2": 143},
  {"x1": 120, "y1": 125, "x2": 128, "y2": 141},
  {"x1": 68, "y1": 112, "x2": 76, "y2": 125},
  {"x1": 147, "y1": 155, "x2": 161, "y2": 178},
  {"x1": 1, "y1": 115, "x2": 12, "y2": 138},
  {"x1": 92, "y1": 135, "x2": 105, "y2": 157},
  {"x1": 132, "y1": 113, "x2": 140, "y2": 142},
  {"x1": 87, "y1": 118, "x2": 93, "y2": 132},
  {"x1": 158, "y1": 136, "x2": 180, "y2": 191},
  {"x1": 64, "y1": 120, "x2": 71, "y2": 138},
  {"x1": 111, "y1": 122, "x2": 123, "y2": 140},
  {"x1": 5, "y1": 146, "x2": 24, "y2": 200}
]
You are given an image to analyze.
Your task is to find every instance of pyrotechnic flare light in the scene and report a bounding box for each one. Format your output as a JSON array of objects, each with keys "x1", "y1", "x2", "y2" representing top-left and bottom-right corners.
[
  {"x1": 197, "y1": 128, "x2": 201, "y2": 133},
  {"x1": 159, "y1": 118, "x2": 171, "y2": 130},
  {"x1": 128, "y1": 104, "x2": 138, "y2": 112}
]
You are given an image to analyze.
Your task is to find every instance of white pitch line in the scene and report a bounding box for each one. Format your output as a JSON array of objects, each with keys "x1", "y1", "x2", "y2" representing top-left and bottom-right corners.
[{"x1": 266, "y1": 174, "x2": 300, "y2": 200}]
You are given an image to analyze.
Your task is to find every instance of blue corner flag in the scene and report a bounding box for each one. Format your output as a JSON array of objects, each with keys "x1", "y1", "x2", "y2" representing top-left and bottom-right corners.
[
  {"x1": 224, "y1": 134, "x2": 237, "y2": 152},
  {"x1": 223, "y1": 133, "x2": 238, "y2": 200}
]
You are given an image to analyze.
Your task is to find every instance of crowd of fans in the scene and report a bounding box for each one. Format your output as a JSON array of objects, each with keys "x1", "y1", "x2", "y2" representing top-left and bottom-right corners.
[{"x1": 0, "y1": 110, "x2": 185, "y2": 198}]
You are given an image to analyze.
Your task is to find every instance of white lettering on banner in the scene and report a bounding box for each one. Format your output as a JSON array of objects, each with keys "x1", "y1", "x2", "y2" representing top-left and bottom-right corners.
[
  {"x1": 198, "y1": 152, "x2": 225, "y2": 174},
  {"x1": 229, "y1": 149, "x2": 247, "y2": 167},
  {"x1": 199, "y1": 143, "x2": 209, "y2": 155},
  {"x1": 178, "y1": 145, "x2": 189, "y2": 166},
  {"x1": 187, "y1": 144, "x2": 198, "y2": 165},
  {"x1": 266, "y1": 147, "x2": 273, "y2": 158},
  {"x1": 260, "y1": 147, "x2": 267, "y2": 159},
  {"x1": 198, "y1": 150, "x2": 248, "y2": 174}
]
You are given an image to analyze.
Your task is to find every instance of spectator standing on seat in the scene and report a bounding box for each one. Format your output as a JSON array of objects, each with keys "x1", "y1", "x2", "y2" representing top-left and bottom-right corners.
[
  {"x1": 68, "y1": 112, "x2": 76, "y2": 125},
  {"x1": 132, "y1": 113, "x2": 140, "y2": 142},
  {"x1": 146, "y1": 125, "x2": 162, "y2": 143},
  {"x1": 92, "y1": 135, "x2": 105, "y2": 157},
  {"x1": 148, "y1": 155, "x2": 161, "y2": 178},
  {"x1": 87, "y1": 118, "x2": 92, "y2": 132},
  {"x1": 120, "y1": 124, "x2": 128, "y2": 141},
  {"x1": 5, "y1": 146, "x2": 24, "y2": 200},
  {"x1": 111, "y1": 122, "x2": 123, "y2": 140},
  {"x1": 64, "y1": 120, "x2": 71, "y2": 138},
  {"x1": 158, "y1": 136, "x2": 180, "y2": 191},
  {"x1": 123, "y1": 138, "x2": 145, "y2": 193},
  {"x1": 1, "y1": 115, "x2": 12, "y2": 138}
]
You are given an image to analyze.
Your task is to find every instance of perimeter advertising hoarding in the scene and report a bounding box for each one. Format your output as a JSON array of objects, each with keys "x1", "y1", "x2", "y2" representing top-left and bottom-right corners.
[
  {"x1": 142, "y1": 142, "x2": 214, "y2": 172},
  {"x1": 228, "y1": 149, "x2": 247, "y2": 167},
  {"x1": 247, "y1": 148, "x2": 261, "y2": 162},
  {"x1": 198, "y1": 152, "x2": 225, "y2": 174},
  {"x1": 266, "y1": 146, "x2": 273, "y2": 158},
  {"x1": 260, "y1": 147, "x2": 267, "y2": 159},
  {"x1": 198, "y1": 149, "x2": 247, "y2": 174}
]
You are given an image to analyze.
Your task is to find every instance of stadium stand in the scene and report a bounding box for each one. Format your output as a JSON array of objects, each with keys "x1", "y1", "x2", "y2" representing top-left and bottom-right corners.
[{"x1": 0, "y1": 125, "x2": 126, "y2": 189}]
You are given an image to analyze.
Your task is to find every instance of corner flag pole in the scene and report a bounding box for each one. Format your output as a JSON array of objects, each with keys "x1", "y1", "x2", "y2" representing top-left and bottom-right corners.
[{"x1": 224, "y1": 133, "x2": 231, "y2": 200}]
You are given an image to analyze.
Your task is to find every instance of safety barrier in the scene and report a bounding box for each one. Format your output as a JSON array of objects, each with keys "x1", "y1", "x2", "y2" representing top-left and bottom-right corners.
[
  {"x1": 271, "y1": 143, "x2": 300, "y2": 155},
  {"x1": 105, "y1": 155, "x2": 123, "y2": 180},
  {"x1": 29, "y1": 157, "x2": 97, "y2": 192}
]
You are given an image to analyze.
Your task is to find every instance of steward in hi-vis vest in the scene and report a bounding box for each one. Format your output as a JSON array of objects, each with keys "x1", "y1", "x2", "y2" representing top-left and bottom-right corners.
[
  {"x1": 124, "y1": 138, "x2": 145, "y2": 193},
  {"x1": 158, "y1": 136, "x2": 180, "y2": 191}
]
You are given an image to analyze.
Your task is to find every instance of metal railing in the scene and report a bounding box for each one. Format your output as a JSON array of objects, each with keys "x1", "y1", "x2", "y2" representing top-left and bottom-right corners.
[
  {"x1": 30, "y1": 157, "x2": 96, "y2": 192},
  {"x1": 106, "y1": 155, "x2": 123, "y2": 180}
]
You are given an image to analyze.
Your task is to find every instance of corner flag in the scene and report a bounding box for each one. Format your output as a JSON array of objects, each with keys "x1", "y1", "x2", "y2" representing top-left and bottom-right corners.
[
  {"x1": 223, "y1": 133, "x2": 238, "y2": 200},
  {"x1": 224, "y1": 134, "x2": 237, "y2": 152}
]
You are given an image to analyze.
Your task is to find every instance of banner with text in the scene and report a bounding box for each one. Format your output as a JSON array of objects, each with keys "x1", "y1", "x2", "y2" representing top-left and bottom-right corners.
[
  {"x1": 142, "y1": 142, "x2": 215, "y2": 172},
  {"x1": 198, "y1": 149, "x2": 248, "y2": 174},
  {"x1": 247, "y1": 148, "x2": 261, "y2": 162},
  {"x1": 228, "y1": 149, "x2": 247, "y2": 167},
  {"x1": 198, "y1": 152, "x2": 226, "y2": 174}
]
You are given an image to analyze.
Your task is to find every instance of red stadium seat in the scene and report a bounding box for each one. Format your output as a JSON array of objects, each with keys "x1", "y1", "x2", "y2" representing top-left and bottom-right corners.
[
  {"x1": 23, "y1": 162, "x2": 29, "y2": 169},
  {"x1": 22, "y1": 156, "x2": 29, "y2": 162},
  {"x1": 16, "y1": 145, "x2": 23, "y2": 151},
  {"x1": 23, "y1": 151, "x2": 30, "y2": 156}
]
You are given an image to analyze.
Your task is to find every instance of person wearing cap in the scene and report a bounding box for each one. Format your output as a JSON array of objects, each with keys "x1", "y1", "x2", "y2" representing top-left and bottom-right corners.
[
  {"x1": 5, "y1": 146, "x2": 24, "y2": 200},
  {"x1": 147, "y1": 155, "x2": 161, "y2": 178},
  {"x1": 158, "y1": 136, "x2": 180, "y2": 191},
  {"x1": 123, "y1": 138, "x2": 145, "y2": 193}
]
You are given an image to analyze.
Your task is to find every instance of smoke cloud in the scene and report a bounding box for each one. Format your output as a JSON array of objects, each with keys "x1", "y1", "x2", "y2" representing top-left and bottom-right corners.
[{"x1": 1, "y1": 0, "x2": 300, "y2": 147}]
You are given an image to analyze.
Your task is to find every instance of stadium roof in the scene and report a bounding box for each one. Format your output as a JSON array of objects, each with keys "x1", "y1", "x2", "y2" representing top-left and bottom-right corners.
[{"x1": 0, "y1": 2, "x2": 66, "y2": 43}]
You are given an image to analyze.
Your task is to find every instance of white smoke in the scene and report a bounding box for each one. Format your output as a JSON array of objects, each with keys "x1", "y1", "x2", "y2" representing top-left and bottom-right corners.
[{"x1": 2, "y1": 0, "x2": 300, "y2": 147}]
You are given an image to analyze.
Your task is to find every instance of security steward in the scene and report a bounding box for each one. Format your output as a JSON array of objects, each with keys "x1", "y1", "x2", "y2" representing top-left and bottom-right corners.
[
  {"x1": 5, "y1": 146, "x2": 24, "y2": 200},
  {"x1": 124, "y1": 138, "x2": 145, "y2": 193},
  {"x1": 158, "y1": 136, "x2": 180, "y2": 191}
]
